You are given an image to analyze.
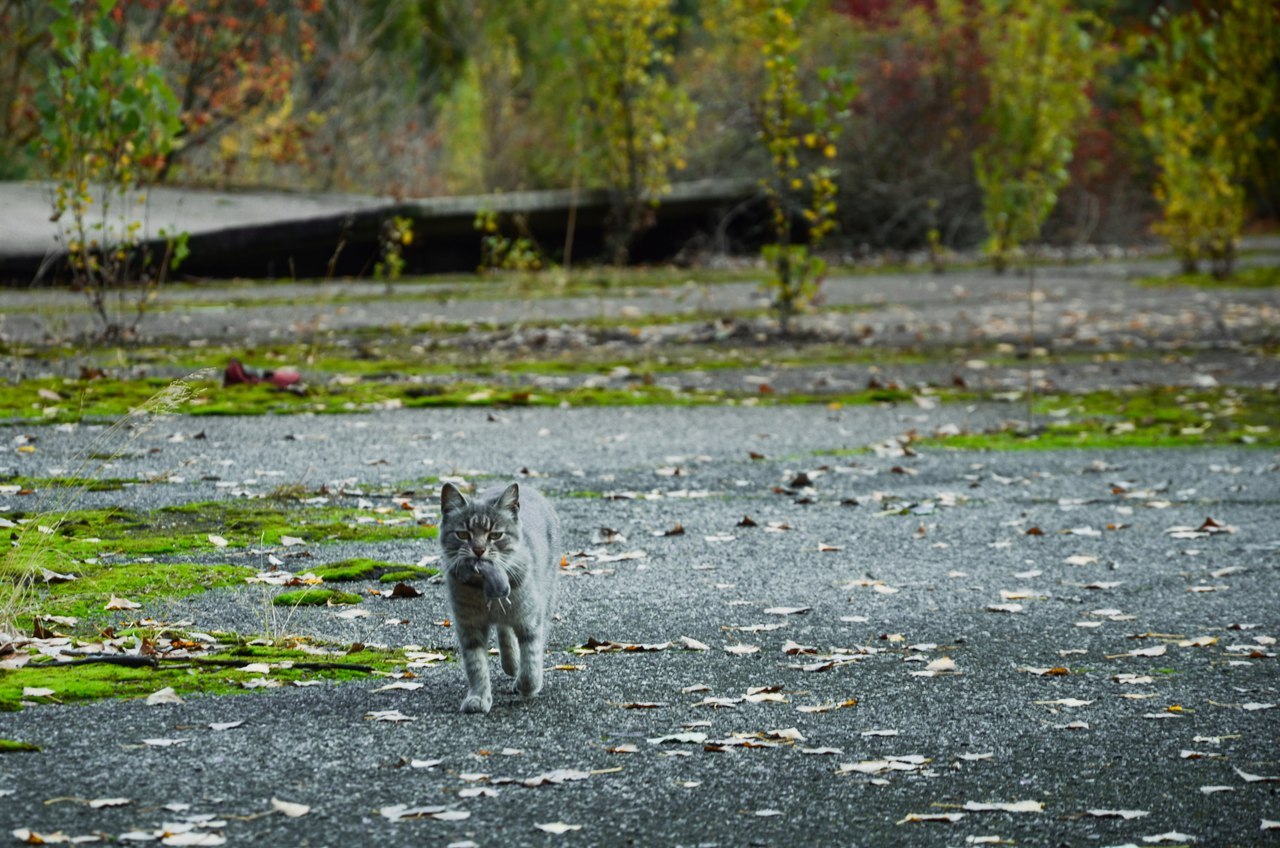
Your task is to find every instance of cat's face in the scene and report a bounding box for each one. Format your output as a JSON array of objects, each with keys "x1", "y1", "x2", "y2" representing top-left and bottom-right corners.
[{"x1": 440, "y1": 483, "x2": 521, "y2": 584}]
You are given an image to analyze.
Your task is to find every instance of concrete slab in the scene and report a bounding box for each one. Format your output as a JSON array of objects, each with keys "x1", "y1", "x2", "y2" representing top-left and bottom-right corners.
[{"x1": 0, "y1": 179, "x2": 759, "y2": 281}]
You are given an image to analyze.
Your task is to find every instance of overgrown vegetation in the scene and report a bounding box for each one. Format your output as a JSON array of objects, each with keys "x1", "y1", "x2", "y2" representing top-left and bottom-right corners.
[
  {"x1": 575, "y1": 0, "x2": 696, "y2": 265},
  {"x1": 0, "y1": 641, "x2": 417, "y2": 712},
  {"x1": 973, "y1": 0, "x2": 1106, "y2": 272},
  {"x1": 1137, "y1": 1, "x2": 1280, "y2": 278},
  {"x1": 920, "y1": 387, "x2": 1279, "y2": 451},
  {"x1": 1, "y1": 498, "x2": 437, "y2": 630},
  {"x1": 730, "y1": 0, "x2": 857, "y2": 332},
  {"x1": 34, "y1": 0, "x2": 189, "y2": 340},
  {"x1": 5, "y1": 1, "x2": 1275, "y2": 262}
]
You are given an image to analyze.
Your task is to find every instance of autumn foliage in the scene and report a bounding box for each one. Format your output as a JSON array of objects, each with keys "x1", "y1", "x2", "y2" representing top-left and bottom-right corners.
[{"x1": 6, "y1": 0, "x2": 1277, "y2": 272}]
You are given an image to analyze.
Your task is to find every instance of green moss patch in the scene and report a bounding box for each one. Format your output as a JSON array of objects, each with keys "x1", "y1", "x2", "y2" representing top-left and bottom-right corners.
[
  {"x1": 2, "y1": 501, "x2": 437, "y2": 629},
  {"x1": 0, "y1": 739, "x2": 41, "y2": 752},
  {"x1": 40, "y1": 563, "x2": 255, "y2": 622},
  {"x1": 9, "y1": 500, "x2": 438, "y2": 561},
  {"x1": 311, "y1": 558, "x2": 400, "y2": 581},
  {"x1": 919, "y1": 387, "x2": 1278, "y2": 451},
  {"x1": 0, "y1": 642, "x2": 415, "y2": 712},
  {"x1": 272, "y1": 588, "x2": 363, "y2": 607},
  {"x1": 377, "y1": 568, "x2": 436, "y2": 583}
]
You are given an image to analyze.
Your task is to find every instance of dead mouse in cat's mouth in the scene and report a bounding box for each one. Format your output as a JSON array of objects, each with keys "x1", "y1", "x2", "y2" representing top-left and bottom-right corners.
[{"x1": 474, "y1": 558, "x2": 511, "y2": 601}]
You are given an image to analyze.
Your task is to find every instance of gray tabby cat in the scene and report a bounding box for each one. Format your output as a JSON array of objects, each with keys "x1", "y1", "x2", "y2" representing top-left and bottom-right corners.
[{"x1": 440, "y1": 481, "x2": 560, "y2": 714}]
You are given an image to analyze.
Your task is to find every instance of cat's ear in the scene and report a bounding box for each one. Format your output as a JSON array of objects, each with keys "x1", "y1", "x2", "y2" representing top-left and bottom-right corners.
[
  {"x1": 496, "y1": 483, "x2": 520, "y2": 518},
  {"x1": 441, "y1": 483, "x2": 468, "y2": 516}
]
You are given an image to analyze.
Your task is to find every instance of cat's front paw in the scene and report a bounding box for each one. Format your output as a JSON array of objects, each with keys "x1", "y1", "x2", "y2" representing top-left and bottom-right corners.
[
  {"x1": 460, "y1": 692, "x2": 493, "y2": 714},
  {"x1": 513, "y1": 674, "x2": 543, "y2": 698}
]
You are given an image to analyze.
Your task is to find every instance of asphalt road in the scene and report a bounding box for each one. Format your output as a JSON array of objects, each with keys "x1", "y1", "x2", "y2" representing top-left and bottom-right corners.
[{"x1": 3, "y1": 405, "x2": 1279, "y2": 847}]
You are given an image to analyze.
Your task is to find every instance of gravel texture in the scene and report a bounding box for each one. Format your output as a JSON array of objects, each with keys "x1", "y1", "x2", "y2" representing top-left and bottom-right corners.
[{"x1": 3, "y1": 404, "x2": 1279, "y2": 847}]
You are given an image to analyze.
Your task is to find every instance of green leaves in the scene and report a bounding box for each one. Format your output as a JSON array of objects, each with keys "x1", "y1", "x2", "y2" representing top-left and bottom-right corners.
[
  {"x1": 573, "y1": 0, "x2": 697, "y2": 264},
  {"x1": 1137, "y1": 1, "x2": 1279, "y2": 278},
  {"x1": 32, "y1": 0, "x2": 186, "y2": 340},
  {"x1": 973, "y1": 0, "x2": 1105, "y2": 271},
  {"x1": 739, "y1": 0, "x2": 856, "y2": 332}
]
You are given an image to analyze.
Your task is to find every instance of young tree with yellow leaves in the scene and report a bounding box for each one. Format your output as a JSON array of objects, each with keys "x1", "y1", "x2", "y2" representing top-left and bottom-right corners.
[
  {"x1": 973, "y1": 0, "x2": 1105, "y2": 273},
  {"x1": 726, "y1": 0, "x2": 855, "y2": 334},
  {"x1": 1138, "y1": 1, "x2": 1279, "y2": 278},
  {"x1": 34, "y1": 0, "x2": 187, "y2": 340},
  {"x1": 574, "y1": 0, "x2": 696, "y2": 266}
]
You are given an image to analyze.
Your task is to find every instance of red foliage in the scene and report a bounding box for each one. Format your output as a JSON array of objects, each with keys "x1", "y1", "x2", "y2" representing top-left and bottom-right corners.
[{"x1": 117, "y1": 0, "x2": 320, "y2": 174}]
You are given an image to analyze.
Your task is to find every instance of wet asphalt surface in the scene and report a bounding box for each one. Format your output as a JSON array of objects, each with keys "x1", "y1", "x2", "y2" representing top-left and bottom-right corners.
[
  {"x1": 3, "y1": 403, "x2": 1279, "y2": 847},
  {"x1": 3, "y1": 248, "x2": 1280, "y2": 846}
]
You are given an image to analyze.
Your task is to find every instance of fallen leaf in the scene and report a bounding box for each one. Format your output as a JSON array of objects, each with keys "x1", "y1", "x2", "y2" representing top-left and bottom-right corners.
[
  {"x1": 145, "y1": 687, "x2": 183, "y2": 706},
  {"x1": 1141, "y1": 832, "x2": 1196, "y2": 844},
  {"x1": 141, "y1": 737, "x2": 188, "y2": 747},
  {"x1": 534, "y1": 822, "x2": 583, "y2": 834},
  {"x1": 88, "y1": 797, "x2": 131, "y2": 808},
  {"x1": 1035, "y1": 698, "x2": 1093, "y2": 708},
  {"x1": 648, "y1": 732, "x2": 708, "y2": 745},
  {"x1": 723, "y1": 644, "x2": 760, "y2": 656},
  {"x1": 1064, "y1": 555, "x2": 1098, "y2": 566},
  {"x1": 919, "y1": 656, "x2": 958, "y2": 675},
  {"x1": 1087, "y1": 809, "x2": 1149, "y2": 820},
  {"x1": 207, "y1": 534, "x2": 229, "y2": 548},
  {"x1": 105, "y1": 596, "x2": 142, "y2": 611},
  {"x1": 409, "y1": 758, "x2": 443, "y2": 769},
  {"x1": 379, "y1": 804, "x2": 448, "y2": 820},
  {"x1": 839, "y1": 755, "x2": 930, "y2": 775},
  {"x1": 432, "y1": 810, "x2": 471, "y2": 822},
  {"x1": 365, "y1": 709, "x2": 416, "y2": 723},
  {"x1": 695, "y1": 696, "x2": 742, "y2": 709},
  {"x1": 1123, "y1": 645, "x2": 1167, "y2": 658},
  {"x1": 372, "y1": 682, "x2": 424, "y2": 693},
  {"x1": 1235, "y1": 766, "x2": 1280, "y2": 783},
  {"x1": 271, "y1": 798, "x2": 310, "y2": 818},
  {"x1": 796, "y1": 699, "x2": 859, "y2": 714},
  {"x1": 22, "y1": 687, "x2": 55, "y2": 698},
  {"x1": 897, "y1": 813, "x2": 965, "y2": 824},
  {"x1": 678, "y1": 636, "x2": 710, "y2": 651},
  {"x1": 963, "y1": 800, "x2": 1043, "y2": 813},
  {"x1": 764, "y1": 606, "x2": 811, "y2": 616},
  {"x1": 280, "y1": 535, "x2": 306, "y2": 547},
  {"x1": 754, "y1": 809, "x2": 783, "y2": 817}
]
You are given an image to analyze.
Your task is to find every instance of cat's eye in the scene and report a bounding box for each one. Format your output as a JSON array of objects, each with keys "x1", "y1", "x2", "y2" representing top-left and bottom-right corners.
[
  {"x1": 454, "y1": 531, "x2": 471, "y2": 541},
  {"x1": 489, "y1": 531, "x2": 504, "y2": 541}
]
